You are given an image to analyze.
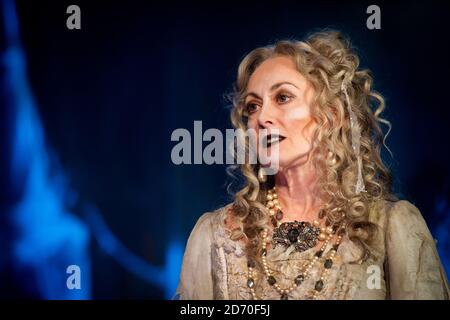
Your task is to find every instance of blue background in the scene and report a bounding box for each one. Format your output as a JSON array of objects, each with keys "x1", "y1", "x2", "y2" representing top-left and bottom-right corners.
[{"x1": 1, "y1": 0, "x2": 449, "y2": 299}]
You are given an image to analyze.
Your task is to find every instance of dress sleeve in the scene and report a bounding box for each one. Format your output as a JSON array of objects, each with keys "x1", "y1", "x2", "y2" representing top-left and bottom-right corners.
[
  {"x1": 385, "y1": 200, "x2": 450, "y2": 299},
  {"x1": 174, "y1": 212, "x2": 215, "y2": 300}
]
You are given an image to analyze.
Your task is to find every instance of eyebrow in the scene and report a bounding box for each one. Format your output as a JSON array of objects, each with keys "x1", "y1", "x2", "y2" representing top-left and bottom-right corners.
[{"x1": 243, "y1": 81, "x2": 299, "y2": 100}]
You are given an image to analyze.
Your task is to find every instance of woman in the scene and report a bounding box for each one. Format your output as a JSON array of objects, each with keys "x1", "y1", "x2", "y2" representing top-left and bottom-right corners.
[{"x1": 175, "y1": 30, "x2": 450, "y2": 300}]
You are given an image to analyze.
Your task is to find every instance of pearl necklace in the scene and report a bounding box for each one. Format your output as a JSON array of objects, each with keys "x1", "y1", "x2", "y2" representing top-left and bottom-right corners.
[
  {"x1": 246, "y1": 187, "x2": 346, "y2": 300},
  {"x1": 266, "y1": 187, "x2": 332, "y2": 251}
]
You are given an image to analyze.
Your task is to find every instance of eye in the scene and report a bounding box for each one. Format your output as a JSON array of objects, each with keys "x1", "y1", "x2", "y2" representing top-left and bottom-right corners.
[
  {"x1": 276, "y1": 93, "x2": 294, "y2": 104},
  {"x1": 245, "y1": 103, "x2": 259, "y2": 115}
]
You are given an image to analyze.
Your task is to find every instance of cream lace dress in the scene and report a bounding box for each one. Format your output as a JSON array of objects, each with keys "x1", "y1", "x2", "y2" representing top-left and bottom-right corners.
[{"x1": 175, "y1": 199, "x2": 450, "y2": 300}]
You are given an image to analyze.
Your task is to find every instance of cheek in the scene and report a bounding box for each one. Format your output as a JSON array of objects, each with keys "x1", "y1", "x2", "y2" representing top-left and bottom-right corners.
[
  {"x1": 281, "y1": 105, "x2": 317, "y2": 151},
  {"x1": 246, "y1": 117, "x2": 258, "y2": 129},
  {"x1": 283, "y1": 104, "x2": 313, "y2": 138},
  {"x1": 246, "y1": 118, "x2": 261, "y2": 151},
  {"x1": 285, "y1": 104, "x2": 310, "y2": 120}
]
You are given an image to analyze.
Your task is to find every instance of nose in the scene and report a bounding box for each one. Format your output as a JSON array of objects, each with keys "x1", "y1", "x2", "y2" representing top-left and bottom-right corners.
[{"x1": 257, "y1": 102, "x2": 276, "y2": 128}]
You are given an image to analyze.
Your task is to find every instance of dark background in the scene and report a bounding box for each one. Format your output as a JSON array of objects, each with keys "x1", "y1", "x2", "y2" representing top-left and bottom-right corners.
[{"x1": 1, "y1": 0, "x2": 449, "y2": 299}]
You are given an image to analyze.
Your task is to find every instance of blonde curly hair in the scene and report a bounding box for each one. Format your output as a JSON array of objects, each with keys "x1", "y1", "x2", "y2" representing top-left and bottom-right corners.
[{"x1": 226, "y1": 30, "x2": 397, "y2": 267}]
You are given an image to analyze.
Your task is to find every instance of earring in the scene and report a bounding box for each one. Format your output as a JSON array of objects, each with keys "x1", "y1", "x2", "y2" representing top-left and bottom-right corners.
[{"x1": 258, "y1": 167, "x2": 267, "y2": 183}]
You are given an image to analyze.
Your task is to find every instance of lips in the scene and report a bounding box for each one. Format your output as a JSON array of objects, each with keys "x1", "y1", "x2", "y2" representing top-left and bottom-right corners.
[{"x1": 262, "y1": 133, "x2": 286, "y2": 147}]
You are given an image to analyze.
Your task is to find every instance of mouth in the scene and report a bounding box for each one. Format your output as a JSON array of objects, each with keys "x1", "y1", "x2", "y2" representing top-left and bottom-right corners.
[{"x1": 262, "y1": 133, "x2": 286, "y2": 148}]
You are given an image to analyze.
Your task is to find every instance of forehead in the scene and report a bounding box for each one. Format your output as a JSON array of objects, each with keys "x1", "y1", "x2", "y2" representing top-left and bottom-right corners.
[{"x1": 247, "y1": 55, "x2": 304, "y2": 91}]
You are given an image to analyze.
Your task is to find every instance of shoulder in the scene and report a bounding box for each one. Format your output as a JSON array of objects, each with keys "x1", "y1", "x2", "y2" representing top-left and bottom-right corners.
[
  {"x1": 380, "y1": 200, "x2": 450, "y2": 299},
  {"x1": 385, "y1": 199, "x2": 432, "y2": 237},
  {"x1": 388, "y1": 199, "x2": 423, "y2": 219},
  {"x1": 369, "y1": 198, "x2": 426, "y2": 229},
  {"x1": 382, "y1": 199, "x2": 438, "y2": 256},
  {"x1": 366, "y1": 198, "x2": 436, "y2": 253},
  {"x1": 188, "y1": 203, "x2": 233, "y2": 240}
]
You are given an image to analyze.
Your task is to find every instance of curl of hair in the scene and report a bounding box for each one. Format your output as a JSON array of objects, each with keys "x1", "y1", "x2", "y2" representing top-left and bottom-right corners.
[{"x1": 225, "y1": 30, "x2": 396, "y2": 268}]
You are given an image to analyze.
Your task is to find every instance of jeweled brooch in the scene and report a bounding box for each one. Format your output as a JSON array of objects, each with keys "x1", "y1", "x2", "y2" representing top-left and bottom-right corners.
[{"x1": 272, "y1": 221, "x2": 321, "y2": 252}]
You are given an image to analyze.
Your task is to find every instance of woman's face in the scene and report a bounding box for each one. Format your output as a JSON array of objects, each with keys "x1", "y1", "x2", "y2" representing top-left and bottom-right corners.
[{"x1": 245, "y1": 55, "x2": 318, "y2": 171}]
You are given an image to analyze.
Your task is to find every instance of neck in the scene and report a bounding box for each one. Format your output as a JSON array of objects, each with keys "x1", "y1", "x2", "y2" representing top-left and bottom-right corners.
[{"x1": 274, "y1": 160, "x2": 323, "y2": 222}]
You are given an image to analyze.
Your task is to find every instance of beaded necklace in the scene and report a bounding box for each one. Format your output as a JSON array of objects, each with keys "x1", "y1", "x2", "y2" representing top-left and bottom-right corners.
[{"x1": 246, "y1": 187, "x2": 346, "y2": 300}]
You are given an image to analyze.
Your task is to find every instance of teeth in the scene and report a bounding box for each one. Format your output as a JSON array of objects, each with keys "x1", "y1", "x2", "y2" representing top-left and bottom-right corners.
[
  {"x1": 266, "y1": 135, "x2": 284, "y2": 146},
  {"x1": 269, "y1": 136, "x2": 280, "y2": 143}
]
